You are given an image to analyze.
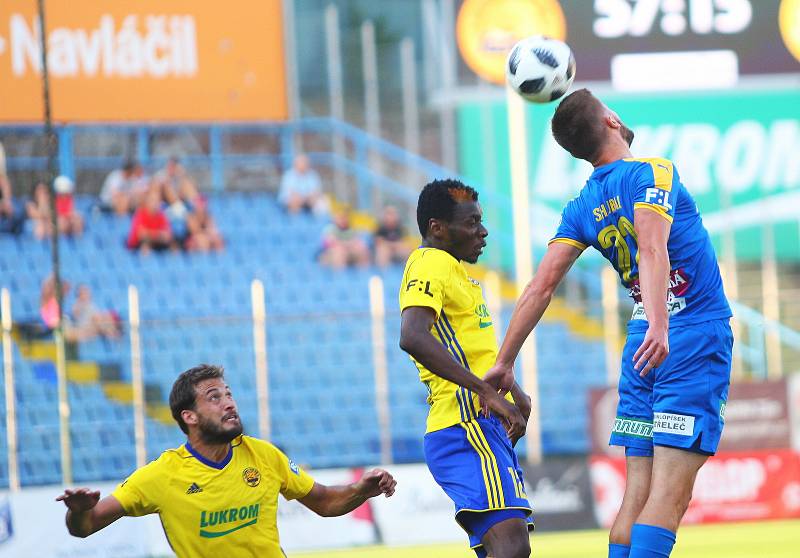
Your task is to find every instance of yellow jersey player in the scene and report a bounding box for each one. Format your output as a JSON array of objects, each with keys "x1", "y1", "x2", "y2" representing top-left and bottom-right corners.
[
  {"x1": 399, "y1": 179, "x2": 533, "y2": 558},
  {"x1": 56, "y1": 364, "x2": 396, "y2": 557}
]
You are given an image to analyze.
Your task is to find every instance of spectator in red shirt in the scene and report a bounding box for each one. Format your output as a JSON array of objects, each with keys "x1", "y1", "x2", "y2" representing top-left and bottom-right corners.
[
  {"x1": 27, "y1": 178, "x2": 84, "y2": 240},
  {"x1": 54, "y1": 176, "x2": 84, "y2": 237},
  {"x1": 127, "y1": 187, "x2": 176, "y2": 254}
]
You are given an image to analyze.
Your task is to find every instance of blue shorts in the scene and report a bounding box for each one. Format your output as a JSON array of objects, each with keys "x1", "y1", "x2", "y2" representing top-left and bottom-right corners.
[
  {"x1": 611, "y1": 319, "x2": 733, "y2": 456},
  {"x1": 424, "y1": 416, "x2": 534, "y2": 554}
]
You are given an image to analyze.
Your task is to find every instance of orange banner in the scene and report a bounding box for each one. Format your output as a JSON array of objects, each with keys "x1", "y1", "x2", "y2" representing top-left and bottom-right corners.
[
  {"x1": 0, "y1": 0, "x2": 287, "y2": 122},
  {"x1": 590, "y1": 450, "x2": 800, "y2": 526}
]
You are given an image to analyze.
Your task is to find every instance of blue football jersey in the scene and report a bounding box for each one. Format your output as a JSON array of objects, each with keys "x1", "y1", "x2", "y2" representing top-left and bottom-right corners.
[{"x1": 551, "y1": 157, "x2": 731, "y2": 332}]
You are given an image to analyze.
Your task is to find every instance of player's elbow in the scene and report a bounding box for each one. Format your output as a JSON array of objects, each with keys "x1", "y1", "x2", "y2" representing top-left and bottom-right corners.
[
  {"x1": 637, "y1": 241, "x2": 667, "y2": 260},
  {"x1": 66, "y1": 523, "x2": 92, "y2": 538},
  {"x1": 525, "y1": 280, "x2": 555, "y2": 305},
  {"x1": 398, "y1": 330, "x2": 420, "y2": 355},
  {"x1": 308, "y1": 498, "x2": 337, "y2": 517},
  {"x1": 310, "y1": 505, "x2": 332, "y2": 517}
]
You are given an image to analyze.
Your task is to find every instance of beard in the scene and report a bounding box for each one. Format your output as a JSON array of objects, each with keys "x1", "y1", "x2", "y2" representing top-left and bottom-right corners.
[
  {"x1": 621, "y1": 123, "x2": 635, "y2": 146},
  {"x1": 197, "y1": 414, "x2": 244, "y2": 445}
]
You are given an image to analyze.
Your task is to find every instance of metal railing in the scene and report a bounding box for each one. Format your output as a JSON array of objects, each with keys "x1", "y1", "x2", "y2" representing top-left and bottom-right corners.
[
  {"x1": 0, "y1": 118, "x2": 516, "y2": 270},
  {"x1": 573, "y1": 264, "x2": 800, "y2": 379}
]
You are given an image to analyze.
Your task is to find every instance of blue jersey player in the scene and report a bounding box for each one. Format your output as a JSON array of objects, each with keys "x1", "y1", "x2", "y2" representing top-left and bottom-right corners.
[{"x1": 484, "y1": 89, "x2": 732, "y2": 558}]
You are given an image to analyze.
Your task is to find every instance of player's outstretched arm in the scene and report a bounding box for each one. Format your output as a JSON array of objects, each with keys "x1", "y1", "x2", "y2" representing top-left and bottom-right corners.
[
  {"x1": 485, "y1": 242, "x2": 582, "y2": 392},
  {"x1": 400, "y1": 306, "x2": 525, "y2": 439},
  {"x1": 632, "y1": 208, "x2": 672, "y2": 376},
  {"x1": 56, "y1": 488, "x2": 126, "y2": 537},
  {"x1": 298, "y1": 468, "x2": 397, "y2": 517}
]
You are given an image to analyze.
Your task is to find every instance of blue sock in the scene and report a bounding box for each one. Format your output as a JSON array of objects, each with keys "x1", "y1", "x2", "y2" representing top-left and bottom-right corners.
[
  {"x1": 609, "y1": 543, "x2": 631, "y2": 558},
  {"x1": 629, "y1": 524, "x2": 676, "y2": 558}
]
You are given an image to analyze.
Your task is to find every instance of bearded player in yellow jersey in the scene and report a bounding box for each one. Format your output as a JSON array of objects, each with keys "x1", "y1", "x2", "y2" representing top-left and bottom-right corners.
[
  {"x1": 56, "y1": 364, "x2": 396, "y2": 557},
  {"x1": 399, "y1": 179, "x2": 533, "y2": 558}
]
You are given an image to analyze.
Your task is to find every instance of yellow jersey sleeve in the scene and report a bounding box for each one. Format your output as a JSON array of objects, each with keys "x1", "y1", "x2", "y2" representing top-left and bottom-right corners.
[
  {"x1": 271, "y1": 447, "x2": 315, "y2": 501},
  {"x1": 399, "y1": 249, "x2": 452, "y2": 318},
  {"x1": 111, "y1": 456, "x2": 165, "y2": 516}
]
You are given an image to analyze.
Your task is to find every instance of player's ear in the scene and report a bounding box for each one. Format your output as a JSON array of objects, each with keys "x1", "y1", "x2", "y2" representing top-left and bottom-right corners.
[
  {"x1": 604, "y1": 114, "x2": 621, "y2": 129},
  {"x1": 427, "y1": 218, "x2": 444, "y2": 238},
  {"x1": 182, "y1": 409, "x2": 198, "y2": 428}
]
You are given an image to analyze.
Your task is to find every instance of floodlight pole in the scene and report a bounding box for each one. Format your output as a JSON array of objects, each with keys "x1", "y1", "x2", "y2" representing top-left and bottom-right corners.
[
  {"x1": 38, "y1": 0, "x2": 72, "y2": 485},
  {"x1": 369, "y1": 276, "x2": 392, "y2": 465},
  {"x1": 506, "y1": 87, "x2": 541, "y2": 464},
  {"x1": 2, "y1": 289, "x2": 20, "y2": 491}
]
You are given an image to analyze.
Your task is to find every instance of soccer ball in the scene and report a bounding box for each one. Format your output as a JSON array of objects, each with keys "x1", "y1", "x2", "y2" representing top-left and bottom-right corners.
[{"x1": 506, "y1": 36, "x2": 576, "y2": 103}]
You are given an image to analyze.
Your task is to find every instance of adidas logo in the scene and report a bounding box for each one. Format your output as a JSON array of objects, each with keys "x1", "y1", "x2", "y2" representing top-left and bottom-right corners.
[{"x1": 186, "y1": 482, "x2": 203, "y2": 494}]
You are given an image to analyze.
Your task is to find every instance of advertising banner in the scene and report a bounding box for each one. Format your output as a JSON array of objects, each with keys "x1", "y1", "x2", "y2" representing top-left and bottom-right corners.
[
  {"x1": 789, "y1": 374, "x2": 800, "y2": 452},
  {"x1": 521, "y1": 457, "x2": 598, "y2": 531},
  {"x1": 588, "y1": 379, "x2": 792, "y2": 456},
  {"x1": 458, "y1": 88, "x2": 800, "y2": 271},
  {"x1": 0, "y1": 483, "x2": 165, "y2": 558},
  {"x1": 370, "y1": 463, "x2": 468, "y2": 546},
  {"x1": 0, "y1": 468, "x2": 376, "y2": 557},
  {"x1": 590, "y1": 450, "x2": 800, "y2": 527},
  {"x1": 456, "y1": 0, "x2": 800, "y2": 84},
  {"x1": 0, "y1": 0, "x2": 288, "y2": 122},
  {"x1": 278, "y1": 467, "x2": 378, "y2": 551}
]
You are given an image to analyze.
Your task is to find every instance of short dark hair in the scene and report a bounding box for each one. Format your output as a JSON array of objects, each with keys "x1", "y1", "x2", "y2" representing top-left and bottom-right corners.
[
  {"x1": 551, "y1": 88, "x2": 606, "y2": 162},
  {"x1": 169, "y1": 364, "x2": 225, "y2": 434},
  {"x1": 416, "y1": 179, "x2": 478, "y2": 236}
]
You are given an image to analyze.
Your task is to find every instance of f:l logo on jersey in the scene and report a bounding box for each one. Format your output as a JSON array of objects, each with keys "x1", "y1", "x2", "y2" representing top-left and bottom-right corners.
[{"x1": 644, "y1": 187, "x2": 672, "y2": 211}]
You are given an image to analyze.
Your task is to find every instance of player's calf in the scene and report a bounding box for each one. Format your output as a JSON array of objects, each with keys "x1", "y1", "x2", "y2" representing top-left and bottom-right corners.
[
  {"x1": 609, "y1": 454, "x2": 652, "y2": 548},
  {"x1": 636, "y1": 446, "x2": 706, "y2": 532}
]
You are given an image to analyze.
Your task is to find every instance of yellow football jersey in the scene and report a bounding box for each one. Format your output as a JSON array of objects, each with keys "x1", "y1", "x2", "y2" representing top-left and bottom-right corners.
[
  {"x1": 112, "y1": 435, "x2": 314, "y2": 558},
  {"x1": 400, "y1": 247, "x2": 507, "y2": 433}
]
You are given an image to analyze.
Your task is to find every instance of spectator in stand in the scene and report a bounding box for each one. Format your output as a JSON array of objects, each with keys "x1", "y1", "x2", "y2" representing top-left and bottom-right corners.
[
  {"x1": 71, "y1": 284, "x2": 121, "y2": 340},
  {"x1": 40, "y1": 274, "x2": 64, "y2": 332},
  {"x1": 185, "y1": 196, "x2": 224, "y2": 252},
  {"x1": 39, "y1": 275, "x2": 79, "y2": 341},
  {"x1": 127, "y1": 187, "x2": 176, "y2": 254},
  {"x1": 26, "y1": 182, "x2": 54, "y2": 240},
  {"x1": 155, "y1": 156, "x2": 195, "y2": 193},
  {"x1": 0, "y1": 143, "x2": 26, "y2": 236},
  {"x1": 374, "y1": 205, "x2": 411, "y2": 267},
  {"x1": 160, "y1": 178, "x2": 190, "y2": 247},
  {"x1": 160, "y1": 175, "x2": 224, "y2": 252},
  {"x1": 39, "y1": 278, "x2": 119, "y2": 342},
  {"x1": 100, "y1": 160, "x2": 148, "y2": 215},
  {"x1": 319, "y1": 210, "x2": 370, "y2": 269},
  {"x1": 53, "y1": 176, "x2": 84, "y2": 237},
  {"x1": 26, "y1": 179, "x2": 84, "y2": 240},
  {"x1": 278, "y1": 154, "x2": 329, "y2": 216}
]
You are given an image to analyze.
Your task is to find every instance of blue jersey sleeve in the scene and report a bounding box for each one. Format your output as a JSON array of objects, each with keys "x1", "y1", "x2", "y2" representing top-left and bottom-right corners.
[
  {"x1": 549, "y1": 199, "x2": 588, "y2": 251},
  {"x1": 631, "y1": 158, "x2": 679, "y2": 223}
]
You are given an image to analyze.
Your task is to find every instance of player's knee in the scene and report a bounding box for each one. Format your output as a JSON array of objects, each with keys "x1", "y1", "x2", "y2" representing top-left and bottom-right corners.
[
  {"x1": 495, "y1": 534, "x2": 530, "y2": 558},
  {"x1": 510, "y1": 536, "x2": 531, "y2": 558},
  {"x1": 677, "y1": 490, "x2": 693, "y2": 518}
]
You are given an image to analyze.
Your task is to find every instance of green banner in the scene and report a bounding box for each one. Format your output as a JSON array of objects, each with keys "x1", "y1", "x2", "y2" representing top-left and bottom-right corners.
[{"x1": 458, "y1": 88, "x2": 800, "y2": 267}]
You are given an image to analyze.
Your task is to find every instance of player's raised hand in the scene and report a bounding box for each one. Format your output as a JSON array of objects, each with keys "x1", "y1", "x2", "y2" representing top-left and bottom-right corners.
[
  {"x1": 56, "y1": 488, "x2": 101, "y2": 512},
  {"x1": 357, "y1": 468, "x2": 397, "y2": 498},
  {"x1": 633, "y1": 325, "x2": 669, "y2": 376}
]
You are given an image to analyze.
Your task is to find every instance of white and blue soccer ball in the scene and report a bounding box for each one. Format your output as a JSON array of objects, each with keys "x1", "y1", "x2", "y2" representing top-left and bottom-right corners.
[{"x1": 505, "y1": 36, "x2": 576, "y2": 103}]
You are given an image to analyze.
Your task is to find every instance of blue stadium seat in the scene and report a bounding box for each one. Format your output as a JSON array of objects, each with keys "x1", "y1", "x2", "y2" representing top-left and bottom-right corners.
[{"x1": 0, "y1": 192, "x2": 611, "y2": 488}]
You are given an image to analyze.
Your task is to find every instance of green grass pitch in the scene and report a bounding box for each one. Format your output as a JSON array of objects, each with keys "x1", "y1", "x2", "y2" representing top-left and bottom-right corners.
[{"x1": 294, "y1": 519, "x2": 800, "y2": 557}]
